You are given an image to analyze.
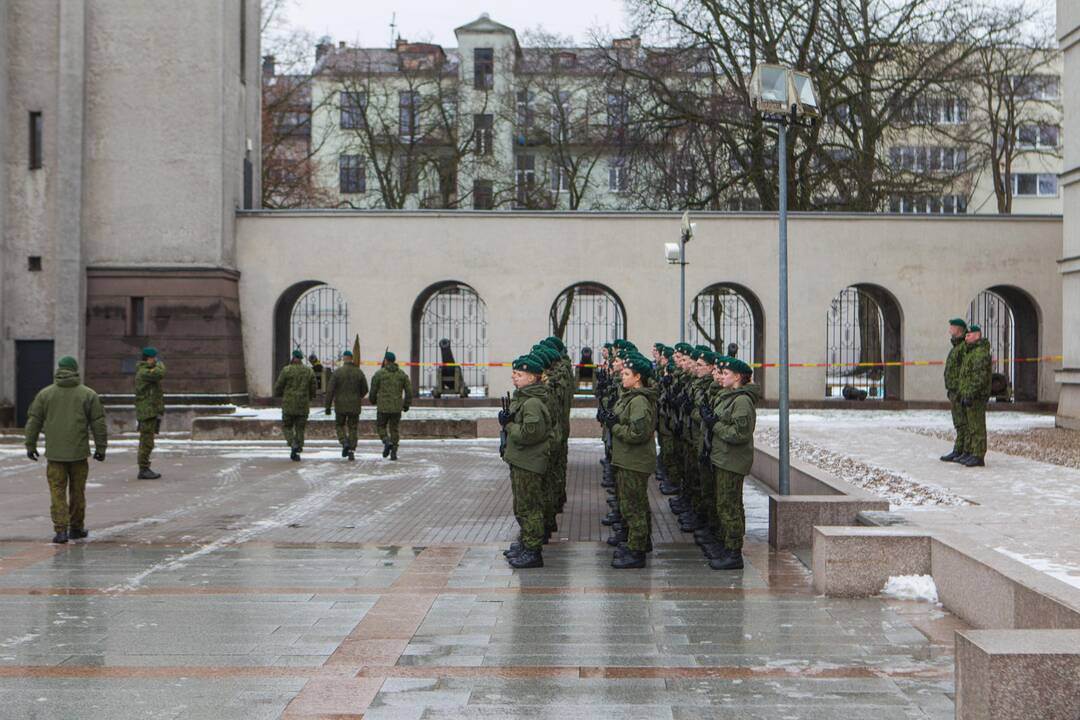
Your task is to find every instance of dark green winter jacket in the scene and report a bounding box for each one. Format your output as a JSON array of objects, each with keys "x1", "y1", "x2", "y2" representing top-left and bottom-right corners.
[
  {"x1": 369, "y1": 362, "x2": 412, "y2": 413},
  {"x1": 958, "y1": 338, "x2": 993, "y2": 402},
  {"x1": 503, "y1": 382, "x2": 552, "y2": 475},
  {"x1": 542, "y1": 371, "x2": 564, "y2": 447},
  {"x1": 689, "y1": 374, "x2": 713, "y2": 446},
  {"x1": 944, "y1": 337, "x2": 967, "y2": 397},
  {"x1": 611, "y1": 381, "x2": 659, "y2": 474},
  {"x1": 709, "y1": 382, "x2": 761, "y2": 476},
  {"x1": 25, "y1": 368, "x2": 108, "y2": 462},
  {"x1": 325, "y1": 363, "x2": 369, "y2": 414},
  {"x1": 134, "y1": 361, "x2": 166, "y2": 421},
  {"x1": 274, "y1": 362, "x2": 317, "y2": 415}
]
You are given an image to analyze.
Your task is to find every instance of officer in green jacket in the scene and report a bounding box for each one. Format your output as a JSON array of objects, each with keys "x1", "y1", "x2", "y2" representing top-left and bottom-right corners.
[
  {"x1": 941, "y1": 318, "x2": 969, "y2": 463},
  {"x1": 274, "y1": 349, "x2": 317, "y2": 461},
  {"x1": 369, "y1": 350, "x2": 412, "y2": 460},
  {"x1": 325, "y1": 349, "x2": 369, "y2": 461},
  {"x1": 602, "y1": 353, "x2": 658, "y2": 569},
  {"x1": 541, "y1": 336, "x2": 573, "y2": 514},
  {"x1": 956, "y1": 324, "x2": 993, "y2": 467},
  {"x1": 500, "y1": 354, "x2": 553, "y2": 569},
  {"x1": 656, "y1": 347, "x2": 681, "y2": 496},
  {"x1": 134, "y1": 347, "x2": 165, "y2": 479},
  {"x1": 24, "y1": 356, "x2": 108, "y2": 544},
  {"x1": 702, "y1": 357, "x2": 761, "y2": 570}
]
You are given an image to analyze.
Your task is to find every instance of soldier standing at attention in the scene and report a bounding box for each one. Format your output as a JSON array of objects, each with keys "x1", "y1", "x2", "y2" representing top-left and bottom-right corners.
[
  {"x1": 24, "y1": 356, "x2": 108, "y2": 544},
  {"x1": 500, "y1": 354, "x2": 553, "y2": 569},
  {"x1": 701, "y1": 357, "x2": 760, "y2": 570},
  {"x1": 275, "y1": 349, "x2": 316, "y2": 461},
  {"x1": 940, "y1": 318, "x2": 969, "y2": 463},
  {"x1": 134, "y1": 347, "x2": 165, "y2": 479},
  {"x1": 603, "y1": 353, "x2": 658, "y2": 569},
  {"x1": 325, "y1": 349, "x2": 368, "y2": 461},
  {"x1": 956, "y1": 324, "x2": 993, "y2": 467},
  {"x1": 369, "y1": 350, "x2": 412, "y2": 460}
]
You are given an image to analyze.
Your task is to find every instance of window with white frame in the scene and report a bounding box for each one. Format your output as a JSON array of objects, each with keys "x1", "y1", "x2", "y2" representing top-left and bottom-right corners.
[
  {"x1": 1011, "y1": 172, "x2": 1057, "y2": 197},
  {"x1": 550, "y1": 91, "x2": 572, "y2": 142},
  {"x1": 889, "y1": 145, "x2": 966, "y2": 172},
  {"x1": 340, "y1": 91, "x2": 366, "y2": 129},
  {"x1": 516, "y1": 90, "x2": 535, "y2": 129},
  {"x1": 339, "y1": 155, "x2": 365, "y2": 193},
  {"x1": 474, "y1": 114, "x2": 493, "y2": 156},
  {"x1": 1010, "y1": 74, "x2": 1060, "y2": 101},
  {"x1": 1017, "y1": 124, "x2": 1060, "y2": 149},
  {"x1": 608, "y1": 158, "x2": 629, "y2": 192},
  {"x1": 550, "y1": 164, "x2": 570, "y2": 192},
  {"x1": 515, "y1": 154, "x2": 536, "y2": 205},
  {"x1": 888, "y1": 194, "x2": 967, "y2": 214},
  {"x1": 399, "y1": 91, "x2": 420, "y2": 140},
  {"x1": 901, "y1": 96, "x2": 969, "y2": 125}
]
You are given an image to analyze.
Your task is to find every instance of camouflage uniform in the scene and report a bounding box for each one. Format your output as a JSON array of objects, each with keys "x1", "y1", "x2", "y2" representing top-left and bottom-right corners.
[
  {"x1": 134, "y1": 360, "x2": 165, "y2": 470},
  {"x1": 958, "y1": 338, "x2": 993, "y2": 458},
  {"x1": 708, "y1": 383, "x2": 761, "y2": 552},
  {"x1": 944, "y1": 337, "x2": 968, "y2": 454},
  {"x1": 325, "y1": 361, "x2": 369, "y2": 451},
  {"x1": 369, "y1": 362, "x2": 412, "y2": 448},
  {"x1": 610, "y1": 382, "x2": 659, "y2": 552},
  {"x1": 274, "y1": 361, "x2": 317, "y2": 450},
  {"x1": 502, "y1": 382, "x2": 552, "y2": 551}
]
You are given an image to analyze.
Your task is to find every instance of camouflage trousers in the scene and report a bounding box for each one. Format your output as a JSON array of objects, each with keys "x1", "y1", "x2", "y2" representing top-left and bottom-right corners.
[
  {"x1": 699, "y1": 456, "x2": 718, "y2": 533},
  {"x1": 47, "y1": 460, "x2": 89, "y2": 533},
  {"x1": 376, "y1": 412, "x2": 401, "y2": 446},
  {"x1": 281, "y1": 412, "x2": 308, "y2": 450},
  {"x1": 963, "y1": 400, "x2": 987, "y2": 457},
  {"x1": 681, "y1": 438, "x2": 701, "y2": 511},
  {"x1": 658, "y1": 433, "x2": 681, "y2": 490},
  {"x1": 335, "y1": 412, "x2": 359, "y2": 449},
  {"x1": 137, "y1": 416, "x2": 160, "y2": 469},
  {"x1": 616, "y1": 467, "x2": 651, "y2": 552},
  {"x1": 510, "y1": 465, "x2": 545, "y2": 551},
  {"x1": 948, "y1": 393, "x2": 968, "y2": 453},
  {"x1": 714, "y1": 467, "x2": 746, "y2": 551},
  {"x1": 555, "y1": 437, "x2": 569, "y2": 510}
]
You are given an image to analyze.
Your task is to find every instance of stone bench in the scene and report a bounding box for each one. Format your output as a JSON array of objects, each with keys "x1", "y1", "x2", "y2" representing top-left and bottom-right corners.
[{"x1": 811, "y1": 526, "x2": 931, "y2": 597}]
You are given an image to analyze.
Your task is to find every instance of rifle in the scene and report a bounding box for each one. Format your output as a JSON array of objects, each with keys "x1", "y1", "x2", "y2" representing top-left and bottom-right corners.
[{"x1": 498, "y1": 392, "x2": 511, "y2": 457}]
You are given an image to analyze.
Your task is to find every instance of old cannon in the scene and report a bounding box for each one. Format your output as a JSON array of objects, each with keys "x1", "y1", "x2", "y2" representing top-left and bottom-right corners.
[
  {"x1": 431, "y1": 338, "x2": 470, "y2": 399},
  {"x1": 576, "y1": 346, "x2": 595, "y2": 393}
]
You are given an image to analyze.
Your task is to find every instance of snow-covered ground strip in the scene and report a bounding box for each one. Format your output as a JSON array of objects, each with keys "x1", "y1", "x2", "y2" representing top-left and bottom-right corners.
[
  {"x1": 995, "y1": 547, "x2": 1080, "y2": 590},
  {"x1": 756, "y1": 408, "x2": 1056, "y2": 434},
  {"x1": 755, "y1": 426, "x2": 971, "y2": 508},
  {"x1": 880, "y1": 575, "x2": 940, "y2": 604},
  {"x1": 217, "y1": 405, "x2": 602, "y2": 421}
]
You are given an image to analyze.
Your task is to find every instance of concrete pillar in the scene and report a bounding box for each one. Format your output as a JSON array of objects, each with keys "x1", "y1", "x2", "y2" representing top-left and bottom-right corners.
[
  {"x1": 0, "y1": 0, "x2": 10, "y2": 405},
  {"x1": 54, "y1": 0, "x2": 86, "y2": 367},
  {"x1": 1057, "y1": 4, "x2": 1080, "y2": 429}
]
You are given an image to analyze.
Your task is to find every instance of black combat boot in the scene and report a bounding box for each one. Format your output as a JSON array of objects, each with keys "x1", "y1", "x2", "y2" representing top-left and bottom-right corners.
[
  {"x1": 606, "y1": 525, "x2": 628, "y2": 547},
  {"x1": 390, "y1": 445, "x2": 398, "y2": 461},
  {"x1": 503, "y1": 540, "x2": 525, "y2": 558},
  {"x1": 659, "y1": 480, "x2": 679, "y2": 496},
  {"x1": 669, "y1": 497, "x2": 688, "y2": 514},
  {"x1": 701, "y1": 542, "x2": 726, "y2": 560},
  {"x1": 138, "y1": 467, "x2": 162, "y2": 479},
  {"x1": 382, "y1": 443, "x2": 391, "y2": 458},
  {"x1": 612, "y1": 549, "x2": 646, "y2": 569},
  {"x1": 606, "y1": 496, "x2": 618, "y2": 508},
  {"x1": 709, "y1": 549, "x2": 744, "y2": 571},
  {"x1": 694, "y1": 528, "x2": 718, "y2": 547},
  {"x1": 509, "y1": 548, "x2": 543, "y2": 569},
  {"x1": 601, "y1": 510, "x2": 622, "y2": 526},
  {"x1": 69, "y1": 527, "x2": 88, "y2": 540},
  {"x1": 678, "y1": 512, "x2": 704, "y2": 533},
  {"x1": 952, "y1": 453, "x2": 972, "y2": 464},
  {"x1": 348, "y1": 448, "x2": 355, "y2": 461},
  {"x1": 290, "y1": 448, "x2": 301, "y2": 462},
  {"x1": 962, "y1": 455, "x2": 985, "y2": 467},
  {"x1": 600, "y1": 472, "x2": 616, "y2": 489},
  {"x1": 939, "y1": 450, "x2": 961, "y2": 462},
  {"x1": 52, "y1": 530, "x2": 68, "y2": 544}
]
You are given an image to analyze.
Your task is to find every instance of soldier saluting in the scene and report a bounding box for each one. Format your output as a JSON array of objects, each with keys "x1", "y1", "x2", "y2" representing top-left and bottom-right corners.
[
  {"x1": 275, "y1": 349, "x2": 316, "y2": 461},
  {"x1": 134, "y1": 347, "x2": 165, "y2": 479}
]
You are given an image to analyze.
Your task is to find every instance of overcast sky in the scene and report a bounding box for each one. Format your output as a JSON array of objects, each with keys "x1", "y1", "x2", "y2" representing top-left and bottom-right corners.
[{"x1": 273, "y1": 0, "x2": 631, "y2": 49}]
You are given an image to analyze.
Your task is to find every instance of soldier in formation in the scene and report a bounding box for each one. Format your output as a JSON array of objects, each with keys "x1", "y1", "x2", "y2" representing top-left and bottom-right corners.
[
  {"x1": 134, "y1": 347, "x2": 165, "y2": 479},
  {"x1": 369, "y1": 350, "x2": 412, "y2": 460},
  {"x1": 274, "y1": 349, "x2": 317, "y2": 461},
  {"x1": 325, "y1": 349, "x2": 369, "y2": 461},
  {"x1": 24, "y1": 356, "x2": 108, "y2": 544}
]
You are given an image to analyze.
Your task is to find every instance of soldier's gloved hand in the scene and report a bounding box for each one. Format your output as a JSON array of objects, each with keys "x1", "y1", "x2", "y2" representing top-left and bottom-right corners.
[
  {"x1": 681, "y1": 395, "x2": 693, "y2": 411},
  {"x1": 661, "y1": 374, "x2": 673, "y2": 387},
  {"x1": 402, "y1": 405, "x2": 410, "y2": 413},
  {"x1": 324, "y1": 408, "x2": 332, "y2": 416},
  {"x1": 93, "y1": 450, "x2": 105, "y2": 462},
  {"x1": 498, "y1": 409, "x2": 512, "y2": 427},
  {"x1": 27, "y1": 449, "x2": 39, "y2": 462},
  {"x1": 960, "y1": 397, "x2": 973, "y2": 408},
  {"x1": 603, "y1": 411, "x2": 619, "y2": 429},
  {"x1": 701, "y1": 405, "x2": 718, "y2": 429}
]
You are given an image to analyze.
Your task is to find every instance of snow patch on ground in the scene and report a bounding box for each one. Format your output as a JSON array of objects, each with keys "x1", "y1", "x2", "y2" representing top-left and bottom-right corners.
[
  {"x1": 755, "y1": 427, "x2": 971, "y2": 508},
  {"x1": 994, "y1": 547, "x2": 1080, "y2": 590},
  {"x1": 881, "y1": 575, "x2": 939, "y2": 604}
]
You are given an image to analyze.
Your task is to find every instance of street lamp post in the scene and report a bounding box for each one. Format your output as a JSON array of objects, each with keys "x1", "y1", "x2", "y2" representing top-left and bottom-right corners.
[
  {"x1": 749, "y1": 64, "x2": 819, "y2": 497},
  {"x1": 666, "y1": 211, "x2": 694, "y2": 343}
]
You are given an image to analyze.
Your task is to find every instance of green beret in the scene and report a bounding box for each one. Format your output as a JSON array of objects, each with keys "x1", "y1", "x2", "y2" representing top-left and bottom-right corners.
[
  {"x1": 530, "y1": 344, "x2": 555, "y2": 367},
  {"x1": 142, "y1": 347, "x2": 158, "y2": 358},
  {"x1": 949, "y1": 318, "x2": 967, "y2": 329},
  {"x1": 674, "y1": 342, "x2": 692, "y2": 354},
  {"x1": 292, "y1": 349, "x2": 304, "y2": 359},
  {"x1": 342, "y1": 350, "x2": 353, "y2": 357},
  {"x1": 714, "y1": 355, "x2": 733, "y2": 368},
  {"x1": 624, "y1": 354, "x2": 654, "y2": 379},
  {"x1": 702, "y1": 351, "x2": 720, "y2": 366},
  {"x1": 689, "y1": 347, "x2": 703, "y2": 360},
  {"x1": 661, "y1": 346, "x2": 674, "y2": 359},
  {"x1": 653, "y1": 342, "x2": 665, "y2": 351},
  {"x1": 512, "y1": 354, "x2": 544, "y2": 374},
  {"x1": 666, "y1": 359, "x2": 676, "y2": 373},
  {"x1": 384, "y1": 350, "x2": 396, "y2": 362},
  {"x1": 967, "y1": 324, "x2": 981, "y2": 333},
  {"x1": 613, "y1": 339, "x2": 627, "y2": 348},
  {"x1": 543, "y1": 336, "x2": 566, "y2": 353},
  {"x1": 58, "y1": 356, "x2": 79, "y2": 371},
  {"x1": 727, "y1": 358, "x2": 753, "y2": 376},
  {"x1": 603, "y1": 342, "x2": 614, "y2": 350},
  {"x1": 624, "y1": 341, "x2": 638, "y2": 352}
]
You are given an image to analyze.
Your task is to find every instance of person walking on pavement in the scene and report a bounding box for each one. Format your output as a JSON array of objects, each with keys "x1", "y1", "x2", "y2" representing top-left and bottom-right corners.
[
  {"x1": 604, "y1": 353, "x2": 659, "y2": 569},
  {"x1": 134, "y1": 347, "x2": 165, "y2": 479},
  {"x1": 702, "y1": 357, "x2": 760, "y2": 571},
  {"x1": 275, "y1": 349, "x2": 316, "y2": 461},
  {"x1": 325, "y1": 349, "x2": 368, "y2": 461},
  {"x1": 369, "y1": 350, "x2": 411, "y2": 460},
  {"x1": 500, "y1": 354, "x2": 554, "y2": 569},
  {"x1": 940, "y1": 318, "x2": 970, "y2": 463},
  {"x1": 24, "y1": 356, "x2": 108, "y2": 544},
  {"x1": 956, "y1": 324, "x2": 993, "y2": 467}
]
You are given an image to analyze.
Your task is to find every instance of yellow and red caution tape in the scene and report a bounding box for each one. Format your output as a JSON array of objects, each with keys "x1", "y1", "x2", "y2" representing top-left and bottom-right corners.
[{"x1": 343, "y1": 355, "x2": 1063, "y2": 369}]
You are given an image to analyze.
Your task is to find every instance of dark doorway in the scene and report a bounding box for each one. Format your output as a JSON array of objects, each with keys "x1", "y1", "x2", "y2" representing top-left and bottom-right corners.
[{"x1": 16, "y1": 340, "x2": 54, "y2": 427}]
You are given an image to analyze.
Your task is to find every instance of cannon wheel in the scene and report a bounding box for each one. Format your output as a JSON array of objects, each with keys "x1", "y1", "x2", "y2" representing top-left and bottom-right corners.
[
  {"x1": 460, "y1": 386, "x2": 470, "y2": 398},
  {"x1": 432, "y1": 388, "x2": 442, "y2": 399}
]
